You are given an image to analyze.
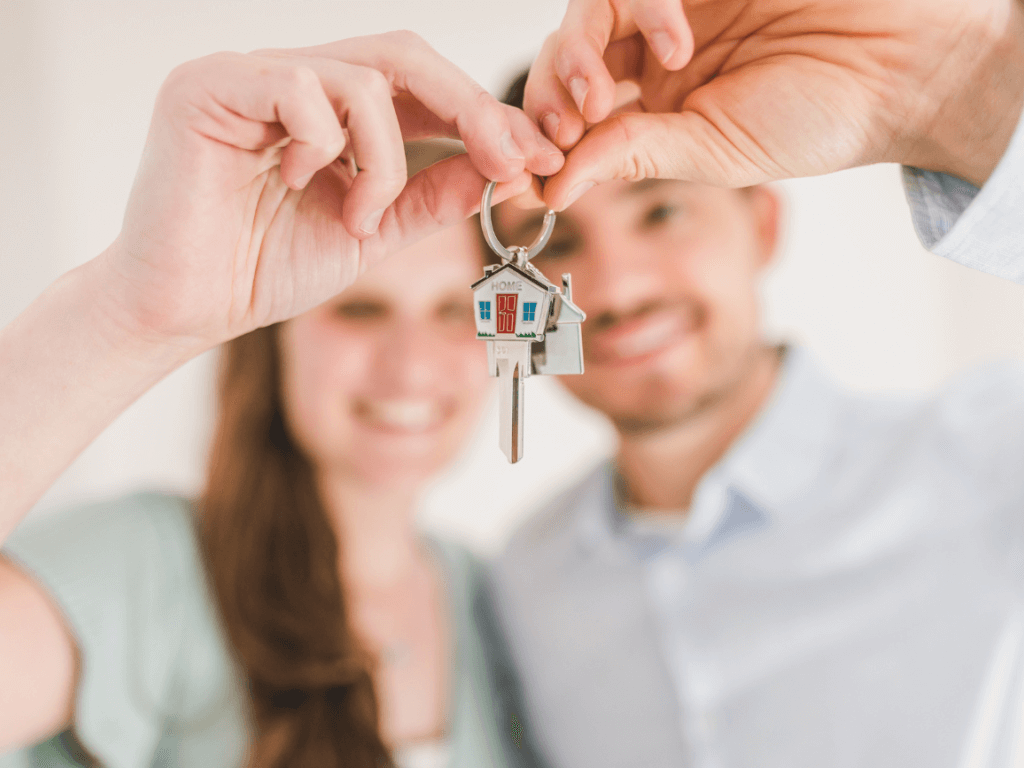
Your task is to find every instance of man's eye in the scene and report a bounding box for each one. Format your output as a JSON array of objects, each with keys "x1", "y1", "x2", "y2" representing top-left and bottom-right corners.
[
  {"x1": 539, "y1": 238, "x2": 577, "y2": 261},
  {"x1": 643, "y1": 204, "x2": 679, "y2": 226},
  {"x1": 334, "y1": 301, "x2": 386, "y2": 320}
]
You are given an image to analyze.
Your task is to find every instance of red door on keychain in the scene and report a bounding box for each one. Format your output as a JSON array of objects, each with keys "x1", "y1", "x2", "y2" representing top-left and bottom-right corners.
[{"x1": 496, "y1": 294, "x2": 518, "y2": 334}]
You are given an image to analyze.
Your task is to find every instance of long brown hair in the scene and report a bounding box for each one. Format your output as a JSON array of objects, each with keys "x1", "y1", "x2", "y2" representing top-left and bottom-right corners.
[
  {"x1": 198, "y1": 141, "x2": 472, "y2": 768},
  {"x1": 199, "y1": 325, "x2": 390, "y2": 768}
]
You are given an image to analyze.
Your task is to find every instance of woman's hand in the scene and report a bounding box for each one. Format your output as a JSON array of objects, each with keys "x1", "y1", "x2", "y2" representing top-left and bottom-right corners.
[
  {"x1": 105, "y1": 32, "x2": 563, "y2": 350},
  {"x1": 523, "y1": 0, "x2": 1024, "y2": 210},
  {"x1": 0, "y1": 32, "x2": 564, "y2": 529}
]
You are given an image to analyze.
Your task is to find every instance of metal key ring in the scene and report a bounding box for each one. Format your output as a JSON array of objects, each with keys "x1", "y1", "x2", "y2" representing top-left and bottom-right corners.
[{"x1": 480, "y1": 180, "x2": 556, "y2": 263}]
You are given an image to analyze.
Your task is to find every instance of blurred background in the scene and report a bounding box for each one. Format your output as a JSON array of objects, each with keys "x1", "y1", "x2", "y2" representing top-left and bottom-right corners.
[{"x1": 2, "y1": 0, "x2": 1022, "y2": 555}]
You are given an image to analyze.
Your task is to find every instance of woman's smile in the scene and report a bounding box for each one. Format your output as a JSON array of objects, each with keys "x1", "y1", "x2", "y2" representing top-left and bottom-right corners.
[{"x1": 353, "y1": 397, "x2": 450, "y2": 435}]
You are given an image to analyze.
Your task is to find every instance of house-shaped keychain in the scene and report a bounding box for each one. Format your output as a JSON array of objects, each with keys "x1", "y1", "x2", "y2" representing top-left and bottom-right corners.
[
  {"x1": 472, "y1": 258, "x2": 586, "y2": 377},
  {"x1": 473, "y1": 181, "x2": 587, "y2": 462}
]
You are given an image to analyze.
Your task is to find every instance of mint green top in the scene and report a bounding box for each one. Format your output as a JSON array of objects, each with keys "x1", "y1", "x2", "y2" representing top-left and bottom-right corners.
[{"x1": 0, "y1": 493, "x2": 540, "y2": 768}]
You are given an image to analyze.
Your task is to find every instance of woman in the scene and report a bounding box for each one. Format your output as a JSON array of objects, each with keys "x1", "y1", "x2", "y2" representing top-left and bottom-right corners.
[{"x1": 0, "y1": 35, "x2": 561, "y2": 768}]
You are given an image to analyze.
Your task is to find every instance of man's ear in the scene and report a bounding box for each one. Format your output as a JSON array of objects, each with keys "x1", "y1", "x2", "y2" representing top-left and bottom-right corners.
[{"x1": 747, "y1": 185, "x2": 783, "y2": 269}]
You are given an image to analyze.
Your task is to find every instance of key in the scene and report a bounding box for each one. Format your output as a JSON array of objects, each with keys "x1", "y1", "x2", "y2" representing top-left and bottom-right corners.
[
  {"x1": 494, "y1": 338, "x2": 529, "y2": 462},
  {"x1": 473, "y1": 181, "x2": 586, "y2": 463}
]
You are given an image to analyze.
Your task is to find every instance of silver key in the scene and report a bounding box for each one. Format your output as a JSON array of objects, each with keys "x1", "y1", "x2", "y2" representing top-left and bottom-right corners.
[{"x1": 472, "y1": 181, "x2": 586, "y2": 463}]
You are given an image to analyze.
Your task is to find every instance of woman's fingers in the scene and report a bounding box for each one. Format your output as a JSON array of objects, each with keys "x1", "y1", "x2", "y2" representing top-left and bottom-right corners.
[
  {"x1": 298, "y1": 32, "x2": 552, "y2": 182},
  {"x1": 295, "y1": 57, "x2": 409, "y2": 237},
  {"x1": 387, "y1": 95, "x2": 565, "y2": 178},
  {"x1": 504, "y1": 104, "x2": 565, "y2": 178},
  {"x1": 161, "y1": 52, "x2": 347, "y2": 189},
  {"x1": 291, "y1": 56, "x2": 562, "y2": 238},
  {"x1": 391, "y1": 92, "x2": 462, "y2": 140},
  {"x1": 180, "y1": 38, "x2": 566, "y2": 240},
  {"x1": 366, "y1": 154, "x2": 534, "y2": 269},
  {"x1": 251, "y1": 33, "x2": 567, "y2": 236}
]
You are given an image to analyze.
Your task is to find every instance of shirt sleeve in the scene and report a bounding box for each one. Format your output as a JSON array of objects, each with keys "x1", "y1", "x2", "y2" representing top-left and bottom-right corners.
[
  {"x1": 902, "y1": 102, "x2": 1024, "y2": 283},
  {"x1": 1, "y1": 493, "x2": 229, "y2": 768}
]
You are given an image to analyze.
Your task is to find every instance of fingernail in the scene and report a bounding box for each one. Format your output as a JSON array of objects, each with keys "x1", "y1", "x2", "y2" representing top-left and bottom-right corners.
[
  {"x1": 501, "y1": 132, "x2": 525, "y2": 162},
  {"x1": 568, "y1": 77, "x2": 589, "y2": 114},
  {"x1": 295, "y1": 171, "x2": 314, "y2": 189},
  {"x1": 359, "y1": 208, "x2": 385, "y2": 235},
  {"x1": 649, "y1": 31, "x2": 677, "y2": 65},
  {"x1": 541, "y1": 113, "x2": 561, "y2": 143},
  {"x1": 537, "y1": 131, "x2": 562, "y2": 157},
  {"x1": 563, "y1": 181, "x2": 596, "y2": 209}
]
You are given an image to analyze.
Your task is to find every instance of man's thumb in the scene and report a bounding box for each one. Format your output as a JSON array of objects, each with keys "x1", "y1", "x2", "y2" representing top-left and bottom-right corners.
[{"x1": 541, "y1": 110, "x2": 765, "y2": 210}]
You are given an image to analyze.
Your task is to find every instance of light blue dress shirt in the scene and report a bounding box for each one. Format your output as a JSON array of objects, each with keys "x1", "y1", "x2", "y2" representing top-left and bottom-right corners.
[{"x1": 490, "y1": 108, "x2": 1024, "y2": 767}]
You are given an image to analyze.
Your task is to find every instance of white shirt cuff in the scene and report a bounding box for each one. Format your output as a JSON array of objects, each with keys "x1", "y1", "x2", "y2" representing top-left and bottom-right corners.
[{"x1": 902, "y1": 102, "x2": 1024, "y2": 284}]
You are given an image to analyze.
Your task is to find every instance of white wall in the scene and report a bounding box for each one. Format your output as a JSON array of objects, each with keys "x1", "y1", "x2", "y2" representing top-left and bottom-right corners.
[{"x1": 2, "y1": 1, "x2": 1022, "y2": 555}]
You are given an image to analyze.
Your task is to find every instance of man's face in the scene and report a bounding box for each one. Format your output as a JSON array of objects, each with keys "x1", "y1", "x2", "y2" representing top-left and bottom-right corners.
[{"x1": 493, "y1": 179, "x2": 779, "y2": 433}]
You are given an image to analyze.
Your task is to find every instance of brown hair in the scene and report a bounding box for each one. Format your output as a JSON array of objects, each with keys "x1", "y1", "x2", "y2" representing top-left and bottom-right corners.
[
  {"x1": 198, "y1": 140, "x2": 475, "y2": 768},
  {"x1": 199, "y1": 324, "x2": 389, "y2": 768}
]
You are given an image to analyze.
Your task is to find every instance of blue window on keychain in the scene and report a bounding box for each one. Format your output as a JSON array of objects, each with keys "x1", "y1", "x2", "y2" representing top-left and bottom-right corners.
[
  {"x1": 522, "y1": 302, "x2": 537, "y2": 322},
  {"x1": 479, "y1": 301, "x2": 491, "y2": 321}
]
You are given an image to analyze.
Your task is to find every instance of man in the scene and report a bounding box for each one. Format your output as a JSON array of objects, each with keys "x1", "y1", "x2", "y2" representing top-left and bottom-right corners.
[{"x1": 486, "y1": 0, "x2": 1024, "y2": 764}]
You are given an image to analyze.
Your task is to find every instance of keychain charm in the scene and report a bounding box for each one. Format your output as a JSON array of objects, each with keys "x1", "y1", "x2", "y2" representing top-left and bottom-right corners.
[{"x1": 472, "y1": 181, "x2": 586, "y2": 463}]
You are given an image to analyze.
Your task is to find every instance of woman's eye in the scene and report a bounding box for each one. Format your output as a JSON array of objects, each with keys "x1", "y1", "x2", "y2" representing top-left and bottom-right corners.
[
  {"x1": 643, "y1": 203, "x2": 679, "y2": 226},
  {"x1": 438, "y1": 302, "x2": 475, "y2": 324},
  {"x1": 334, "y1": 301, "x2": 386, "y2": 320}
]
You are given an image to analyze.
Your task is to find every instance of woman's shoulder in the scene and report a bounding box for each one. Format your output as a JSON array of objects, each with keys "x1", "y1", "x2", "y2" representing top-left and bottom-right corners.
[
  {"x1": 4, "y1": 492, "x2": 248, "y2": 767},
  {"x1": 8, "y1": 491, "x2": 197, "y2": 557},
  {"x1": 3, "y1": 490, "x2": 217, "y2": 670},
  {"x1": 5, "y1": 491, "x2": 203, "y2": 593}
]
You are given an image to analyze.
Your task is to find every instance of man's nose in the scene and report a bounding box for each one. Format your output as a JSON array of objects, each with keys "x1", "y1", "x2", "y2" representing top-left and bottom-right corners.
[{"x1": 578, "y1": 229, "x2": 663, "y2": 319}]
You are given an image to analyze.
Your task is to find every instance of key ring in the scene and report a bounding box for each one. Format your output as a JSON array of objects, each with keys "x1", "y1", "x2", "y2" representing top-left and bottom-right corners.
[{"x1": 480, "y1": 180, "x2": 556, "y2": 266}]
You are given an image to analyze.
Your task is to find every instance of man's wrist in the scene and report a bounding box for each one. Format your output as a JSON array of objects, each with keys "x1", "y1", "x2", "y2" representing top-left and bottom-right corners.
[{"x1": 905, "y1": 2, "x2": 1024, "y2": 188}]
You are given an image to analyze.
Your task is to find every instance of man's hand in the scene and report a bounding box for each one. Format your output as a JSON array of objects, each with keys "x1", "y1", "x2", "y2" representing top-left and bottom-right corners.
[
  {"x1": 526, "y1": 0, "x2": 1024, "y2": 210},
  {"x1": 108, "y1": 32, "x2": 564, "y2": 351}
]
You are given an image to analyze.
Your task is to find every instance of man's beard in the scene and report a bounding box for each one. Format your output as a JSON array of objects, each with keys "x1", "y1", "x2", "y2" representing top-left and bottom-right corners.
[
  {"x1": 610, "y1": 381, "x2": 733, "y2": 436},
  {"x1": 593, "y1": 343, "x2": 780, "y2": 437}
]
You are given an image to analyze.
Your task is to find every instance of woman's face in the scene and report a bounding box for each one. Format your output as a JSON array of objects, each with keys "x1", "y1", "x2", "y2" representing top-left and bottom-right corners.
[{"x1": 278, "y1": 222, "x2": 491, "y2": 486}]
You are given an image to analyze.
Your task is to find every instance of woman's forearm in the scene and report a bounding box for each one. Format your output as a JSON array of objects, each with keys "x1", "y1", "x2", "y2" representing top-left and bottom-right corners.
[
  {"x1": 0, "y1": 36, "x2": 562, "y2": 545},
  {"x1": 0, "y1": 248, "x2": 202, "y2": 543}
]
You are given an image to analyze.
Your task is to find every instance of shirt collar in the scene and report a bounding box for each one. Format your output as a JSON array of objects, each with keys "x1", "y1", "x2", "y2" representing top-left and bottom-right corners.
[{"x1": 572, "y1": 345, "x2": 847, "y2": 558}]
